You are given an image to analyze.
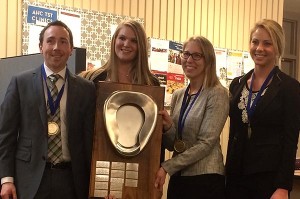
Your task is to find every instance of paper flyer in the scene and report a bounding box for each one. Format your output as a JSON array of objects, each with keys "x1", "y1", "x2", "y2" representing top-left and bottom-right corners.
[
  {"x1": 242, "y1": 52, "x2": 255, "y2": 74},
  {"x1": 226, "y1": 50, "x2": 243, "y2": 79}
]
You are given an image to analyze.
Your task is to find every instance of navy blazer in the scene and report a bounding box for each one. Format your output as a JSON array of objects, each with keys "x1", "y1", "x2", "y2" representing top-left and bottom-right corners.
[
  {"x1": 0, "y1": 66, "x2": 96, "y2": 199},
  {"x1": 226, "y1": 66, "x2": 300, "y2": 190}
]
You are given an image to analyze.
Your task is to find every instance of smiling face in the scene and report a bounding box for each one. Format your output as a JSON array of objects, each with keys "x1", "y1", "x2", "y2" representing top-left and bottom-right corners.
[
  {"x1": 250, "y1": 27, "x2": 277, "y2": 69},
  {"x1": 181, "y1": 41, "x2": 205, "y2": 82},
  {"x1": 39, "y1": 25, "x2": 73, "y2": 73},
  {"x1": 114, "y1": 26, "x2": 138, "y2": 65}
]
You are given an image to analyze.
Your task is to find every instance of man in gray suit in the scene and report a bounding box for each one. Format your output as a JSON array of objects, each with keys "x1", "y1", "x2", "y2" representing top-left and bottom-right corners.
[{"x1": 0, "y1": 20, "x2": 96, "y2": 199}]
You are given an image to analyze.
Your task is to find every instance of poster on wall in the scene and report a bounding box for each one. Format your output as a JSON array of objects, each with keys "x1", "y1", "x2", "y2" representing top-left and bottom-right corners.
[
  {"x1": 166, "y1": 41, "x2": 184, "y2": 106},
  {"x1": 214, "y1": 47, "x2": 228, "y2": 87},
  {"x1": 149, "y1": 39, "x2": 185, "y2": 106},
  {"x1": 149, "y1": 38, "x2": 169, "y2": 72},
  {"x1": 58, "y1": 10, "x2": 81, "y2": 47},
  {"x1": 242, "y1": 52, "x2": 255, "y2": 74},
  {"x1": 28, "y1": 25, "x2": 44, "y2": 54},
  {"x1": 226, "y1": 50, "x2": 243, "y2": 79}
]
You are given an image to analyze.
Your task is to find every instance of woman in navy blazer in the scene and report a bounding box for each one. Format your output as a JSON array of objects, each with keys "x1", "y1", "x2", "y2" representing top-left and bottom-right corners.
[{"x1": 225, "y1": 19, "x2": 300, "y2": 199}]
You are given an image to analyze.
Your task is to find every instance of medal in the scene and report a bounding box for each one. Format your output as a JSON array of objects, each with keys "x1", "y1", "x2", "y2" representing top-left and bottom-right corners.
[
  {"x1": 174, "y1": 139, "x2": 186, "y2": 153},
  {"x1": 48, "y1": 122, "x2": 59, "y2": 135}
]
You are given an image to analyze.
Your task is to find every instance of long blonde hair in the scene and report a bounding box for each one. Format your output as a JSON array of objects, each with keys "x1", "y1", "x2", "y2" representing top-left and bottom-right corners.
[{"x1": 81, "y1": 20, "x2": 157, "y2": 85}]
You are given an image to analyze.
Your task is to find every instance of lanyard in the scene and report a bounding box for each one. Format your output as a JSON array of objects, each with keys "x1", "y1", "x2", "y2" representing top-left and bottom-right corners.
[
  {"x1": 41, "y1": 65, "x2": 67, "y2": 116},
  {"x1": 177, "y1": 84, "x2": 202, "y2": 139},
  {"x1": 246, "y1": 68, "x2": 275, "y2": 122}
]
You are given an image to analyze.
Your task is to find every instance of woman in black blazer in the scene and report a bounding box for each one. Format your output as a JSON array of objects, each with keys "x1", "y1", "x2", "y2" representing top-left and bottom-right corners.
[{"x1": 225, "y1": 19, "x2": 300, "y2": 199}]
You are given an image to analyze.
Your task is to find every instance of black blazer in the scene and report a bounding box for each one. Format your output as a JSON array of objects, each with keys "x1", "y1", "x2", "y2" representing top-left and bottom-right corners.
[
  {"x1": 226, "y1": 66, "x2": 300, "y2": 190},
  {"x1": 0, "y1": 66, "x2": 96, "y2": 199}
]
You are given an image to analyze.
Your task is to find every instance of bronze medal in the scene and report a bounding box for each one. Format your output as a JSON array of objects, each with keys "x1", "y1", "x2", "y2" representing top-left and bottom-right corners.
[
  {"x1": 174, "y1": 139, "x2": 186, "y2": 153},
  {"x1": 48, "y1": 122, "x2": 59, "y2": 136}
]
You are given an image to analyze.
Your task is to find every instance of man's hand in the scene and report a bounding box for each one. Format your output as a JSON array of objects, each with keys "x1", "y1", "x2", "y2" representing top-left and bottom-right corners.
[{"x1": 1, "y1": 182, "x2": 17, "y2": 199}]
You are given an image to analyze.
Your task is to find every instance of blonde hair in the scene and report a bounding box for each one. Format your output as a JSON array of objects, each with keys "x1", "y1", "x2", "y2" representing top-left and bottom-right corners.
[
  {"x1": 81, "y1": 19, "x2": 157, "y2": 85},
  {"x1": 249, "y1": 19, "x2": 285, "y2": 65},
  {"x1": 182, "y1": 36, "x2": 220, "y2": 88}
]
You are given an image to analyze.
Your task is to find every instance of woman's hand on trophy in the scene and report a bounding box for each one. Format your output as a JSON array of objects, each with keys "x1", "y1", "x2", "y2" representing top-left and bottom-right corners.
[
  {"x1": 154, "y1": 167, "x2": 167, "y2": 191},
  {"x1": 159, "y1": 110, "x2": 173, "y2": 132}
]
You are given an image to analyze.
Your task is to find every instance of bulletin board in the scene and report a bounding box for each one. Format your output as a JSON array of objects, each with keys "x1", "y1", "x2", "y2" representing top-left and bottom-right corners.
[{"x1": 22, "y1": 0, "x2": 144, "y2": 65}]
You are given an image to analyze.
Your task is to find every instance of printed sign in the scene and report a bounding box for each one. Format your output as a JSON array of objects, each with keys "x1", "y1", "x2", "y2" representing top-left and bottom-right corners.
[{"x1": 27, "y1": 5, "x2": 57, "y2": 24}]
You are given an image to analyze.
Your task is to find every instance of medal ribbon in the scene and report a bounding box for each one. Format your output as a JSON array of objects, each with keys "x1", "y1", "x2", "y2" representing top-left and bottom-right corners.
[
  {"x1": 42, "y1": 65, "x2": 68, "y2": 116},
  {"x1": 177, "y1": 84, "x2": 202, "y2": 139},
  {"x1": 246, "y1": 67, "x2": 276, "y2": 122}
]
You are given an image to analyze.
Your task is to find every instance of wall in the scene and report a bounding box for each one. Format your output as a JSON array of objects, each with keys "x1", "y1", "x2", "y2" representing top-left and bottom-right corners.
[{"x1": 1, "y1": 0, "x2": 284, "y2": 58}]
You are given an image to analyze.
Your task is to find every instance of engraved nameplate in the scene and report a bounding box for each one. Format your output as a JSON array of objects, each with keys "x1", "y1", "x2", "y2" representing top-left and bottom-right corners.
[
  {"x1": 94, "y1": 190, "x2": 108, "y2": 197},
  {"x1": 95, "y1": 175, "x2": 109, "y2": 182},
  {"x1": 126, "y1": 163, "x2": 139, "y2": 171},
  {"x1": 111, "y1": 162, "x2": 126, "y2": 170},
  {"x1": 110, "y1": 190, "x2": 122, "y2": 198},
  {"x1": 111, "y1": 177, "x2": 125, "y2": 184},
  {"x1": 125, "y1": 179, "x2": 138, "y2": 187},
  {"x1": 126, "y1": 171, "x2": 138, "y2": 179},
  {"x1": 110, "y1": 181, "x2": 123, "y2": 191},
  {"x1": 95, "y1": 181, "x2": 109, "y2": 190},
  {"x1": 96, "y1": 161, "x2": 110, "y2": 168},
  {"x1": 111, "y1": 170, "x2": 125, "y2": 178},
  {"x1": 96, "y1": 168, "x2": 110, "y2": 175}
]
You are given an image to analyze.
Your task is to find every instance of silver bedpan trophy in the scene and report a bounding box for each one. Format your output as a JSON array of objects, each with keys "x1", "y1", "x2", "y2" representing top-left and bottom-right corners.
[{"x1": 103, "y1": 90, "x2": 158, "y2": 157}]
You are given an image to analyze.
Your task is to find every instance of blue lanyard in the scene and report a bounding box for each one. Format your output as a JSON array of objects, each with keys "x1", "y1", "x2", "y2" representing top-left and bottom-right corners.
[
  {"x1": 246, "y1": 68, "x2": 275, "y2": 121},
  {"x1": 177, "y1": 84, "x2": 202, "y2": 139},
  {"x1": 41, "y1": 65, "x2": 67, "y2": 116}
]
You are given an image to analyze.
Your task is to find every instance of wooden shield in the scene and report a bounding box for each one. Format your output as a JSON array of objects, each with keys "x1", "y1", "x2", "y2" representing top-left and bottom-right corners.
[{"x1": 89, "y1": 81, "x2": 164, "y2": 199}]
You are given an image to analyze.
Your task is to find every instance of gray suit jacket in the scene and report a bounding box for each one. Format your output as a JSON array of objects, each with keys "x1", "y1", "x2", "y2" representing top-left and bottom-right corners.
[
  {"x1": 0, "y1": 66, "x2": 96, "y2": 199},
  {"x1": 162, "y1": 84, "x2": 229, "y2": 176}
]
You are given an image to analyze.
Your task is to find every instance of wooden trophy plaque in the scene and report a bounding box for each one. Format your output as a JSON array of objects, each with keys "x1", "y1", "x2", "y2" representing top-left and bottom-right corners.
[{"x1": 89, "y1": 82, "x2": 165, "y2": 199}]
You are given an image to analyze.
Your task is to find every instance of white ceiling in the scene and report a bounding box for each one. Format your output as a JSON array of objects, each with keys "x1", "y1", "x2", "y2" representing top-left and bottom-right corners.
[{"x1": 284, "y1": 0, "x2": 300, "y2": 13}]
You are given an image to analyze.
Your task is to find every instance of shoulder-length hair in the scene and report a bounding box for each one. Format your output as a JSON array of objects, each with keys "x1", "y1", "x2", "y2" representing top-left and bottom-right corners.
[
  {"x1": 249, "y1": 19, "x2": 285, "y2": 65},
  {"x1": 182, "y1": 36, "x2": 220, "y2": 88}
]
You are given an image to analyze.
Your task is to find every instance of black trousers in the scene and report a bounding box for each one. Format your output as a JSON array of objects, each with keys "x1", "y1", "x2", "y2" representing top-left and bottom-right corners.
[
  {"x1": 34, "y1": 167, "x2": 77, "y2": 199},
  {"x1": 225, "y1": 172, "x2": 290, "y2": 199},
  {"x1": 167, "y1": 173, "x2": 225, "y2": 199}
]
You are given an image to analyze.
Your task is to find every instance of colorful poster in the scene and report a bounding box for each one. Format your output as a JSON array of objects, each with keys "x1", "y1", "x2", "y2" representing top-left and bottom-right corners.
[
  {"x1": 149, "y1": 39, "x2": 185, "y2": 106},
  {"x1": 86, "y1": 59, "x2": 102, "y2": 70},
  {"x1": 168, "y1": 41, "x2": 183, "y2": 65},
  {"x1": 165, "y1": 73, "x2": 185, "y2": 106},
  {"x1": 151, "y1": 70, "x2": 167, "y2": 86},
  {"x1": 226, "y1": 50, "x2": 243, "y2": 79}
]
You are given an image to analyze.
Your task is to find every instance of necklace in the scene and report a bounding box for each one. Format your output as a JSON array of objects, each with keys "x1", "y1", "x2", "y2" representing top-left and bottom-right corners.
[{"x1": 118, "y1": 71, "x2": 130, "y2": 78}]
